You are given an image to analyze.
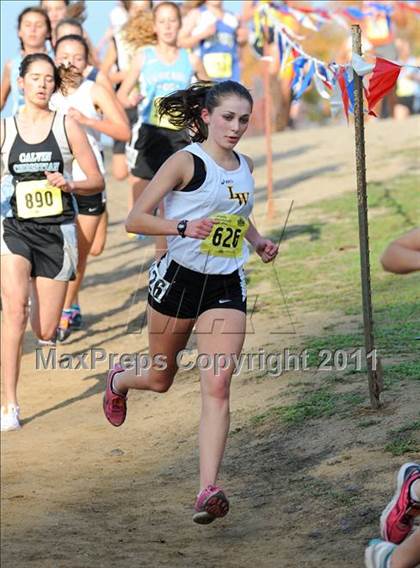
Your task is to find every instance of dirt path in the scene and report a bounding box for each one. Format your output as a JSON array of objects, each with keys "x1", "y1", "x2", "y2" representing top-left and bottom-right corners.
[{"x1": 1, "y1": 117, "x2": 419, "y2": 568}]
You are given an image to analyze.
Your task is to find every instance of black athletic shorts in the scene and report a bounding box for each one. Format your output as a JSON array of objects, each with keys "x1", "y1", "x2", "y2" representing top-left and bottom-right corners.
[
  {"x1": 1, "y1": 217, "x2": 78, "y2": 281},
  {"x1": 113, "y1": 107, "x2": 138, "y2": 154},
  {"x1": 148, "y1": 256, "x2": 247, "y2": 319},
  {"x1": 75, "y1": 192, "x2": 106, "y2": 216},
  {"x1": 131, "y1": 123, "x2": 190, "y2": 180}
]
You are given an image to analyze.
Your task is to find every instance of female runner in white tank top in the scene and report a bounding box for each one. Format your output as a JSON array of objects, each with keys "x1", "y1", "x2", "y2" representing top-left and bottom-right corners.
[
  {"x1": 1, "y1": 53, "x2": 104, "y2": 431},
  {"x1": 103, "y1": 80, "x2": 279, "y2": 524},
  {"x1": 51, "y1": 34, "x2": 130, "y2": 341}
]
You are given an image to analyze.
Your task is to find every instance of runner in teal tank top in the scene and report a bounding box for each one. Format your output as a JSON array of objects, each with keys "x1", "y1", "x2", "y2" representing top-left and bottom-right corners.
[{"x1": 1, "y1": 7, "x2": 52, "y2": 115}]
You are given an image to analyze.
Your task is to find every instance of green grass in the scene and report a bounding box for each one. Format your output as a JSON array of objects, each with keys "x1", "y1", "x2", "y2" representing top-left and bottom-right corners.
[
  {"x1": 384, "y1": 419, "x2": 420, "y2": 456},
  {"x1": 248, "y1": 175, "x2": 419, "y2": 317},
  {"x1": 251, "y1": 387, "x2": 365, "y2": 427},
  {"x1": 250, "y1": 175, "x2": 419, "y2": 388},
  {"x1": 385, "y1": 362, "x2": 420, "y2": 381},
  {"x1": 384, "y1": 438, "x2": 419, "y2": 456},
  {"x1": 248, "y1": 174, "x2": 419, "y2": 430},
  {"x1": 357, "y1": 419, "x2": 380, "y2": 428}
]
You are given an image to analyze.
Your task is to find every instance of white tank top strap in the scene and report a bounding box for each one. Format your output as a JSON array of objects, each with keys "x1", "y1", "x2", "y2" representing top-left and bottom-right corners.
[
  {"x1": 51, "y1": 112, "x2": 73, "y2": 179},
  {"x1": 1, "y1": 116, "x2": 18, "y2": 157}
]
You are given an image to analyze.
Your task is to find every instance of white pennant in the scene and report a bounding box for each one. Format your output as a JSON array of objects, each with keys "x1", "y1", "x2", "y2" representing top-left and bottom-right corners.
[{"x1": 351, "y1": 54, "x2": 375, "y2": 77}]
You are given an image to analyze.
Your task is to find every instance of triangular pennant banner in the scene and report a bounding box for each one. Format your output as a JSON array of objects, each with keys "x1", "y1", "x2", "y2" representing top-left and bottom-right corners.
[{"x1": 366, "y1": 57, "x2": 401, "y2": 114}]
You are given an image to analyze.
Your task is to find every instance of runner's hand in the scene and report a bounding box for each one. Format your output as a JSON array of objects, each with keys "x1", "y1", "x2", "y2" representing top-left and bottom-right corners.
[
  {"x1": 128, "y1": 92, "x2": 144, "y2": 108},
  {"x1": 44, "y1": 171, "x2": 72, "y2": 193},
  {"x1": 199, "y1": 23, "x2": 216, "y2": 40},
  {"x1": 255, "y1": 238, "x2": 278, "y2": 263},
  {"x1": 185, "y1": 218, "x2": 216, "y2": 239},
  {"x1": 67, "y1": 107, "x2": 88, "y2": 125}
]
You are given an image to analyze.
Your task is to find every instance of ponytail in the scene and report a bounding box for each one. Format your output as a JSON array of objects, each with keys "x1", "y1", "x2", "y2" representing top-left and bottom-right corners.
[
  {"x1": 57, "y1": 63, "x2": 83, "y2": 95},
  {"x1": 157, "y1": 82, "x2": 214, "y2": 142}
]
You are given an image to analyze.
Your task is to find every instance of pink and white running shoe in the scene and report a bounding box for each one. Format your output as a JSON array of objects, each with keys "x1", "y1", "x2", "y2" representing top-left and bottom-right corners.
[
  {"x1": 380, "y1": 462, "x2": 420, "y2": 544},
  {"x1": 193, "y1": 485, "x2": 229, "y2": 525}
]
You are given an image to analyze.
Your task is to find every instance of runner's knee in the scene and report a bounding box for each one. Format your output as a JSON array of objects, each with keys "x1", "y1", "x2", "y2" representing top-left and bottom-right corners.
[
  {"x1": 203, "y1": 373, "x2": 231, "y2": 401},
  {"x1": 36, "y1": 325, "x2": 58, "y2": 342},
  {"x1": 148, "y1": 368, "x2": 176, "y2": 393}
]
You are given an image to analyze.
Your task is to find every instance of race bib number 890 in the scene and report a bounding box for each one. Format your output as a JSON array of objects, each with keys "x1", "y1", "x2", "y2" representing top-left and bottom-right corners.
[
  {"x1": 16, "y1": 180, "x2": 63, "y2": 219},
  {"x1": 200, "y1": 213, "x2": 249, "y2": 258}
]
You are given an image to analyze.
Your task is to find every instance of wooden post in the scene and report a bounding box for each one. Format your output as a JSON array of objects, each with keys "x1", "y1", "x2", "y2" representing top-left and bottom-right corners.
[
  {"x1": 261, "y1": 55, "x2": 274, "y2": 219},
  {"x1": 352, "y1": 24, "x2": 383, "y2": 409}
]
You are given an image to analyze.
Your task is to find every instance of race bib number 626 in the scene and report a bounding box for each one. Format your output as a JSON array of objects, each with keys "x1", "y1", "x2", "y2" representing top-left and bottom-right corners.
[{"x1": 200, "y1": 213, "x2": 249, "y2": 258}]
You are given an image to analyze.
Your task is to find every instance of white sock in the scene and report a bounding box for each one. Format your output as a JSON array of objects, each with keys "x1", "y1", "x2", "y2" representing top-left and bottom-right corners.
[{"x1": 410, "y1": 481, "x2": 420, "y2": 503}]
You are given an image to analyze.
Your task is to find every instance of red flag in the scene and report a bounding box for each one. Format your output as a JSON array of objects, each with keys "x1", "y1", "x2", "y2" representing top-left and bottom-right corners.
[
  {"x1": 337, "y1": 67, "x2": 349, "y2": 120},
  {"x1": 366, "y1": 58, "x2": 401, "y2": 115},
  {"x1": 396, "y1": 1, "x2": 420, "y2": 14}
]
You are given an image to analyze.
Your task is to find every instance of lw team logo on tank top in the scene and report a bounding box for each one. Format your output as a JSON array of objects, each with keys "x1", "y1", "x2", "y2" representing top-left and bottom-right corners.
[
  {"x1": 222, "y1": 179, "x2": 249, "y2": 206},
  {"x1": 227, "y1": 184, "x2": 248, "y2": 206}
]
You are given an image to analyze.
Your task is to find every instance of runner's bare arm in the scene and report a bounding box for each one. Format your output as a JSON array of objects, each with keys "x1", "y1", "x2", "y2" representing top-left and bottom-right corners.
[
  {"x1": 94, "y1": 70, "x2": 115, "y2": 93},
  {"x1": 381, "y1": 228, "x2": 420, "y2": 274},
  {"x1": 0, "y1": 118, "x2": 5, "y2": 147},
  {"x1": 126, "y1": 151, "x2": 215, "y2": 239},
  {"x1": 246, "y1": 220, "x2": 278, "y2": 263},
  {"x1": 100, "y1": 42, "x2": 128, "y2": 86},
  {"x1": 117, "y1": 50, "x2": 144, "y2": 108},
  {"x1": 245, "y1": 221, "x2": 263, "y2": 248},
  {"x1": 178, "y1": 10, "x2": 216, "y2": 49},
  {"x1": 0, "y1": 61, "x2": 12, "y2": 111},
  {"x1": 64, "y1": 116, "x2": 105, "y2": 195},
  {"x1": 189, "y1": 53, "x2": 210, "y2": 81},
  {"x1": 68, "y1": 83, "x2": 130, "y2": 141}
]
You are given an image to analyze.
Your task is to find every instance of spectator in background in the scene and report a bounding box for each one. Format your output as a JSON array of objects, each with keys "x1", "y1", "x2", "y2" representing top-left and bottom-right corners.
[
  {"x1": 101, "y1": 0, "x2": 154, "y2": 181},
  {"x1": 178, "y1": 0, "x2": 245, "y2": 83},
  {"x1": 394, "y1": 39, "x2": 420, "y2": 120},
  {"x1": 41, "y1": 1, "x2": 84, "y2": 44},
  {"x1": 40, "y1": 0, "x2": 99, "y2": 66},
  {"x1": 1, "y1": 7, "x2": 52, "y2": 114},
  {"x1": 361, "y1": 0, "x2": 406, "y2": 118},
  {"x1": 96, "y1": 0, "x2": 152, "y2": 57},
  {"x1": 109, "y1": 0, "x2": 130, "y2": 35},
  {"x1": 241, "y1": 0, "x2": 300, "y2": 131}
]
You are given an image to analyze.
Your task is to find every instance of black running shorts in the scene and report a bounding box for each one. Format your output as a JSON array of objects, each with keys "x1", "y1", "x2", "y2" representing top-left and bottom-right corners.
[
  {"x1": 148, "y1": 256, "x2": 247, "y2": 319},
  {"x1": 75, "y1": 192, "x2": 106, "y2": 216},
  {"x1": 113, "y1": 108, "x2": 138, "y2": 154},
  {"x1": 130, "y1": 123, "x2": 190, "y2": 180},
  {"x1": 1, "y1": 217, "x2": 78, "y2": 280}
]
